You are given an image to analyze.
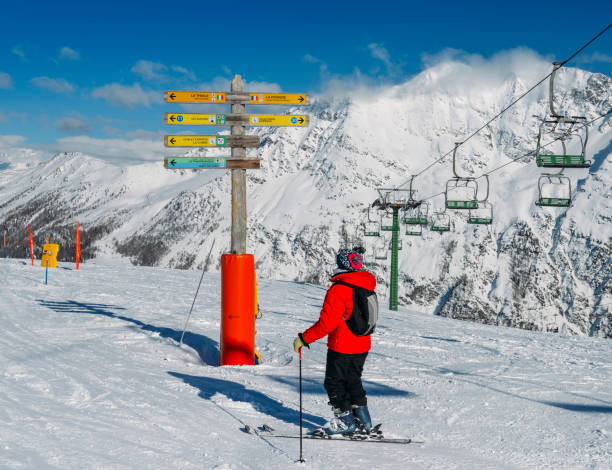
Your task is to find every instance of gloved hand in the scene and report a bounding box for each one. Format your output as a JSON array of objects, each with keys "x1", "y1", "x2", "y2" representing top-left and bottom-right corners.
[{"x1": 293, "y1": 334, "x2": 309, "y2": 352}]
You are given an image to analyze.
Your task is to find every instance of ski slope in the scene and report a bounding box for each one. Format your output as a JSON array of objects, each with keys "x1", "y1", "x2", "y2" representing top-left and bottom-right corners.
[{"x1": 0, "y1": 258, "x2": 610, "y2": 469}]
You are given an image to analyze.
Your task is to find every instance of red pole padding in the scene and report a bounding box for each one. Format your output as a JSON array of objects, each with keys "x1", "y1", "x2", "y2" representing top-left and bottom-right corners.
[{"x1": 220, "y1": 253, "x2": 255, "y2": 366}]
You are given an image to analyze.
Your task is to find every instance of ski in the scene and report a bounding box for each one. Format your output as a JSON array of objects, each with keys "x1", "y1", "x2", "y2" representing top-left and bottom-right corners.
[{"x1": 244, "y1": 424, "x2": 420, "y2": 445}]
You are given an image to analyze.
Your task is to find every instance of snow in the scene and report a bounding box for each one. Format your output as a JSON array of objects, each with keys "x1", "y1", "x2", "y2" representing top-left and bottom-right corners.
[{"x1": 1, "y1": 258, "x2": 610, "y2": 469}]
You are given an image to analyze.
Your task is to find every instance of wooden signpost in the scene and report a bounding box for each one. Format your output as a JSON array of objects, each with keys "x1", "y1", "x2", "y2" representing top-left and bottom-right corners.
[{"x1": 163, "y1": 76, "x2": 309, "y2": 367}]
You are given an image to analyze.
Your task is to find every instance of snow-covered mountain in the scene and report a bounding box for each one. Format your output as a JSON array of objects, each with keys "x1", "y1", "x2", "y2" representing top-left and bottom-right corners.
[{"x1": 1, "y1": 54, "x2": 611, "y2": 337}]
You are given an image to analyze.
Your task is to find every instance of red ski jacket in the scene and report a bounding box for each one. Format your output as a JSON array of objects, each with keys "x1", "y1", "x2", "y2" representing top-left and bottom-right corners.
[{"x1": 301, "y1": 270, "x2": 376, "y2": 354}]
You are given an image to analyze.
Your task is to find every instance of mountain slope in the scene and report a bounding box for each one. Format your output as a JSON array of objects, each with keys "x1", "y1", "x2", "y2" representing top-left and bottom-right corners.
[{"x1": 0, "y1": 259, "x2": 611, "y2": 469}]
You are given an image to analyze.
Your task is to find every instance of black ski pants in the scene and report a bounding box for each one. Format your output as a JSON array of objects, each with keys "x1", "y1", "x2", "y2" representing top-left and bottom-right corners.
[{"x1": 323, "y1": 349, "x2": 368, "y2": 412}]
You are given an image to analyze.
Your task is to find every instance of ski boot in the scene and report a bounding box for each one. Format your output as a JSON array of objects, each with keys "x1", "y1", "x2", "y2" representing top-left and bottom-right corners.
[
  {"x1": 352, "y1": 405, "x2": 372, "y2": 433},
  {"x1": 323, "y1": 407, "x2": 357, "y2": 435}
]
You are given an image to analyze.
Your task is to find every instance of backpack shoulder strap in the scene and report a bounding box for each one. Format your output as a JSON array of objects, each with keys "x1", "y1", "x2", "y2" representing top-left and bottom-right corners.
[{"x1": 332, "y1": 279, "x2": 356, "y2": 289}]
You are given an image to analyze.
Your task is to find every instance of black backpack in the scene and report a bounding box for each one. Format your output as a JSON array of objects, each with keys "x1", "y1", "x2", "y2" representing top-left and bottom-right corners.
[{"x1": 333, "y1": 280, "x2": 378, "y2": 336}]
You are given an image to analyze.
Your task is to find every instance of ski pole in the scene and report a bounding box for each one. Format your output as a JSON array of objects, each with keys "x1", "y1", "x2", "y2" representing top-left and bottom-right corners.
[
  {"x1": 298, "y1": 347, "x2": 305, "y2": 463},
  {"x1": 179, "y1": 240, "x2": 215, "y2": 347}
]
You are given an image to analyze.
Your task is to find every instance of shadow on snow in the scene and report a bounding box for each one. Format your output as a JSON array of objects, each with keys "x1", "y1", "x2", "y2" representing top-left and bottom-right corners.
[
  {"x1": 168, "y1": 372, "x2": 327, "y2": 428},
  {"x1": 36, "y1": 299, "x2": 219, "y2": 366}
]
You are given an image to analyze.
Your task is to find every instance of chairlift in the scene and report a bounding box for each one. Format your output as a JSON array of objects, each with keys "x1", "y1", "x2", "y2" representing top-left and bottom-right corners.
[
  {"x1": 431, "y1": 210, "x2": 451, "y2": 232},
  {"x1": 376, "y1": 188, "x2": 412, "y2": 208},
  {"x1": 403, "y1": 176, "x2": 429, "y2": 224},
  {"x1": 364, "y1": 206, "x2": 381, "y2": 237},
  {"x1": 445, "y1": 143, "x2": 478, "y2": 210},
  {"x1": 535, "y1": 62, "x2": 590, "y2": 169},
  {"x1": 380, "y1": 210, "x2": 397, "y2": 231},
  {"x1": 374, "y1": 239, "x2": 388, "y2": 260},
  {"x1": 467, "y1": 174, "x2": 493, "y2": 224},
  {"x1": 535, "y1": 173, "x2": 572, "y2": 207},
  {"x1": 405, "y1": 223, "x2": 422, "y2": 236}
]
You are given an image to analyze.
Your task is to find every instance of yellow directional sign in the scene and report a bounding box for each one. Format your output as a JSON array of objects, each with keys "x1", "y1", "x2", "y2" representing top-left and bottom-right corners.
[
  {"x1": 165, "y1": 113, "x2": 309, "y2": 127},
  {"x1": 165, "y1": 135, "x2": 227, "y2": 147},
  {"x1": 248, "y1": 115, "x2": 309, "y2": 126},
  {"x1": 248, "y1": 93, "x2": 308, "y2": 105},
  {"x1": 164, "y1": 135, "x2": 260, "y2": 148},
  {"x1": 165, "y1": 91, "x2": 226, "y2": 103},
  {"x1": 165, "y1": 113, "x2": 226, "y2": 125}
]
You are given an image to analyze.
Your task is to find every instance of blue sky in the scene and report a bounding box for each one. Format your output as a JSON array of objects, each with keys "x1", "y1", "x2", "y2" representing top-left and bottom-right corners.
[{"x1": 0, "y1": 1, "x2": 610, "y2": 162}]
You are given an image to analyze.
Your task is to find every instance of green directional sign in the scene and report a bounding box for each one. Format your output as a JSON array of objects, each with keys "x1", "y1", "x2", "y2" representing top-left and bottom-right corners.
[{"x1": 164, "y1": 157, "x2": 260, "y2": 170}]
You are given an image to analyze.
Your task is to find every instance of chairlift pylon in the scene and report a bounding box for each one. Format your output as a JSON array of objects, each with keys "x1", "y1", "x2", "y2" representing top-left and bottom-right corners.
[{"x1": 445, "y1": 143, "x2": 479, "y2": 210}]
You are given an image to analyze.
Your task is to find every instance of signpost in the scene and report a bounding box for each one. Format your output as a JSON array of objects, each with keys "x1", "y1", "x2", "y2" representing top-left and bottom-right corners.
[{"x1": 163, "y1": 75, "x2": 310, "y2": 367}]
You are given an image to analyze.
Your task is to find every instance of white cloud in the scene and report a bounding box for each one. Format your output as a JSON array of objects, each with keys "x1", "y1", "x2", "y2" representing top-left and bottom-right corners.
[
  {"x1": 577, "y1": 52, "x2": 612, "y2": 64},
  {"x1": 0, "y1": 135, "x2": 48, "y2": 167},
  {"x1": 30, "y1": 76, "x2": 75, "y2": 94},
  {"x1": 58, "y1": 46, "x2": 80, "y2": 61},
  {"x1": 92, "y1": 83, "x2": 160, "y2": 108},
  {"x1": 12, "y1": 45, "x2": 27, "y2": 62},
  {"x1": 55, "y1": 117, "x2": 90, "y2": 134},
  {"x1": 0, "y1": 72, "x2": 13, "y2": 89},
  {"x1": 132, "y1": 60, "x2": 168, "y2": 81},
  {"x1": 304, "y1": 54, "x2": 321, "y2": 64},
  {"x1": 131, "y1": 60, "x2": 198, "y2": 83},
  {"x1": 171, "y1": 65, "x2": 197, "y2": 82},
  {"x1": 123, "y1": 129, "x2": 164, "y2": 140},
  {"x1": 368, "y1": 43, "x2": 403, "y2": 77},
  {"x1": 54, "y1": 135, "x2": 165, "y2": 163}
]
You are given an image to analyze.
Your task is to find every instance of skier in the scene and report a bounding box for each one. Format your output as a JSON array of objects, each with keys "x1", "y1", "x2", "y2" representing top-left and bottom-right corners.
[{"x1": 293, "y1": 247, "x2": 376, "y2": 435}]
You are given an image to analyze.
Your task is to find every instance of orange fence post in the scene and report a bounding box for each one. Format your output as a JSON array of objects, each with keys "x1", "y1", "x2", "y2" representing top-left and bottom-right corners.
[{"x1": 220, "y1": 253, "x2": 255, "y2": 366}]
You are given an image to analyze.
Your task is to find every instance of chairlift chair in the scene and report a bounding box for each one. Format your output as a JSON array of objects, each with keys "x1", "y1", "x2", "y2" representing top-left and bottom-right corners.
[
  {"x1": 405, "y1": 223, "x2": 422, "y2": 236},
  {"x1": 468, "y1": 201, "x2": 493, "y2": 225},
  {"x1": 467, "y1": 174, "x2": 493, "y2": 224},
  {"x1": 535, "y1": 62, "x2": 590, "y2": 169},
  {"x1": 380, "y1": 210, "x2": 397, "y2": 231},
  {"x1": 535, "y1": 174, "x2": 572, "y2": 207},
  {"x1": 535, "y1": 120, "x2": 591, "y2": 169},
  {"x1": 445, "y1": 143, "x2": 478, "y2": 210},
  {"x1": 374, "y1": 240, "x2": 388, "y2": 260},
  {"x1": 364, "y1": 206, "x2": 381, "y2": 237},
  {"x1": 403, "y1": 202, "x2": 429, "y2": 225},
  {"x1": 431, "y1": 211, "x2": 451, "y2": 232}
]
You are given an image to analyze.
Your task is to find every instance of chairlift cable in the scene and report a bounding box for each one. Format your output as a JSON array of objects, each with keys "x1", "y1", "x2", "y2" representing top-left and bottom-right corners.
[
  {"x1": 392, "y1": 23, "x2": 612, "y2": 191},
  {"x1": 418, "y1": 109, "x2": 611, "y2": 202}
]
